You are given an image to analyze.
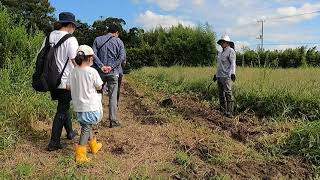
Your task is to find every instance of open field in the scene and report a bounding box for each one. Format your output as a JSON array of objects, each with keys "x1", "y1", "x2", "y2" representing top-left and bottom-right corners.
[{"x1": 130, "y1": 66, "x2": 320, "y2": 120}]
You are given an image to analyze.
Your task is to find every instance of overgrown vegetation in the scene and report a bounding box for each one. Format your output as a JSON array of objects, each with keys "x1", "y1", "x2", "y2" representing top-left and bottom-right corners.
[
  {"x1": 284, "y1": 120, "x2": 320, "y2": 166},
  {"x1": 130, "y1": 66, "x2": 320, "y2": 119},
  {"x1": 237, "y1": 47, "x2": 320, "y2": 68},
  {"x1": 0, "y1": 8, "x2": 55, "y2": 150},
  {"x1": 125, "y1": 24, "x2": 217, "y2": 71}
]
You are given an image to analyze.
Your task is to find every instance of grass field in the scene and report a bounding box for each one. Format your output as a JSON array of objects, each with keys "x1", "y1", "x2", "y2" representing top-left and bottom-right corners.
[
  {"x1": 130, "y1": 66, "x2": 320, "y2": 120},
  {"x1": 1, "y1": 65, "x2": 320, "y2": 178}
]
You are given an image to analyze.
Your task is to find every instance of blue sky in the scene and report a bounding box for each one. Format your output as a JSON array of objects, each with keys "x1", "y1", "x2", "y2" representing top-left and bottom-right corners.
[{"x1": 50, "y1": 0, "x2": 320, "y2": 50}]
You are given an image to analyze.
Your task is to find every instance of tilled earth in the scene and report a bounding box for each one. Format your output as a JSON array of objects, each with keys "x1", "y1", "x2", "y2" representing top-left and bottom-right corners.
[{"x1": 0, "y1": 79, "x2": 312, "y2": 179}]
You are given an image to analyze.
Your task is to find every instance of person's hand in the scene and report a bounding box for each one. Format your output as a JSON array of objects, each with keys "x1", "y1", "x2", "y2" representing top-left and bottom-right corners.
[
  {"x1": 212, "y1": 75, "x2": 217, "y2": 82},
  {"x1": 101, "y1": 66, "x2": 107, "y2": 73},
  {"x1": 105, "y1": 66, "x2": 112, "y2": 73},
  {"x1": 101, "y1": 66, "x2": 112, "y2": 73},
  {"x1": 231, "y1": 74, "x2": 236, "y2": 82}
]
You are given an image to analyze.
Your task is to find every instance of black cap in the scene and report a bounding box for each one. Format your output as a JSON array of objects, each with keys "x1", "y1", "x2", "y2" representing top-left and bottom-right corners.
[
  {"x1": 58, "y1": 12, "x2": 80, "y2": 28},
  {"x1": 108, "y1": 24, "x2": 120, "y2": 33}
]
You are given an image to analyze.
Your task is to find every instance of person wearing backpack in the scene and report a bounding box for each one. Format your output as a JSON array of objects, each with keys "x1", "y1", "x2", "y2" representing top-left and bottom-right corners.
[
  {"x1": 36, "y1": 12, "x2": 80, "y2": 151},
  {"x1": 212, "y1": 35, "x2": 236, "y2": 118},
  {"x1": 92, "y1": 24, "x2": 126, "y2": 128}
]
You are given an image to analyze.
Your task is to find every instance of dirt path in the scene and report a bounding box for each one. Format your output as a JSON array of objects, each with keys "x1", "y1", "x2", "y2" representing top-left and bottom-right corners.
[{"x1": 0, "y1": 79, "x2": 312, "y2": 179}]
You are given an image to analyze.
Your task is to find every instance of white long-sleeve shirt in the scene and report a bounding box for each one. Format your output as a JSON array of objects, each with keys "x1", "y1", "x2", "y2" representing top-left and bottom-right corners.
[{"x1": 216, "y1": 46, "x2": 236, "y2": 78}]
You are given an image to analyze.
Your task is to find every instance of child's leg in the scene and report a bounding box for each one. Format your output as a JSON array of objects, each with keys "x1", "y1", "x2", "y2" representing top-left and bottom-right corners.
[
  {"x1": 88, "y1": 124, "x2": 102, "y2": 154},
  {"x1": 79, "y1": 123, "x2": 92, "y2": 145},
  {"x1": 88, "y1": 127, "x2": 93, "y2": 141}
]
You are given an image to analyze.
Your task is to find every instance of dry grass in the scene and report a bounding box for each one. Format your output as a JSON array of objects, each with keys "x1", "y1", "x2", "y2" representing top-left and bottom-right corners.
[{"x1": 0, "y1": 78, "x2": 312, "y2": 179}]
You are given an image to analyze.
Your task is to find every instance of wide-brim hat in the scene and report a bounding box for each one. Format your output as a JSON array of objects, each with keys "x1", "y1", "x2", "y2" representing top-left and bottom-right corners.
[
  {"x1": 217, "y1": 35, "x2": 235, "y2": 49},
  {"x1": 57, "y1": 12, "x2": 80, "y2": 28}
]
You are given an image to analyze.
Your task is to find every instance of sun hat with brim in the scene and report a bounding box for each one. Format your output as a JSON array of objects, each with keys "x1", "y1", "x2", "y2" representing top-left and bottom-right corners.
[
  {"x1": 77, "y1": 45, "x2": 94, "y2": 56},
  {"x1": 57, "y1": 12, "x2": 80, "y2": 28},
  {"x1": 217, "y1": 35, "x2": 235, "y2": 49}
]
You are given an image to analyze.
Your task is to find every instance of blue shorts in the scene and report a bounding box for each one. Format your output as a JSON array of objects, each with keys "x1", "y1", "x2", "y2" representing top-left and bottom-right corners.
[{"x1": 76, "y1": 110, "x2": 103, "y2": 125}]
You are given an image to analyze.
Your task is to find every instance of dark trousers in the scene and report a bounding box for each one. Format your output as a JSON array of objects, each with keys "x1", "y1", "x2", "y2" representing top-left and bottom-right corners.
[
  {"x1": 217, "y1": 77, "x2": 234, "y2": 113},
  {"x1": 117, "y1": 74, "x2": 123, "y2": 103},
  {"x1": 101, "y1": 74, "x2": 119, "y2": 127},
  {"x1": 49, "y1": 89, "x2": 73, "y2": 146}
]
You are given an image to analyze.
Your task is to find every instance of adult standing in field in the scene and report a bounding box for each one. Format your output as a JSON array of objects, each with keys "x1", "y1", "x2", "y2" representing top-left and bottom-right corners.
[
  {"x1": 43, "y1": 12, "x2": 80, "y2": 151},
  {"x1": 213, "y1": 35, "x2": 236, "y2": 118},
  {"x1": 92, "y1": 24, "x2": 126, "y2": 128}
]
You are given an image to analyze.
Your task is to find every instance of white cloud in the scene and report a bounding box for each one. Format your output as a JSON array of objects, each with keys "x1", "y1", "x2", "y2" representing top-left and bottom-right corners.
[
  {"x1": 193, "y1": 0, "x2": 204, "y2": 6},
  {"x1": 235, "y1": 41, "x2": 251, "y2": 52},
  {"x1": 133, "y1": 0, "x2": 320, "y2": 50},
  {"x1": 136, "y1": 10, "x2": 195, "y2": 30},
  {"x1": 146, "y1": 0, "x2": 180, "y2": 11},
  {"x1": 275, "y1": 3, "x2": 320, "y2": 22}
]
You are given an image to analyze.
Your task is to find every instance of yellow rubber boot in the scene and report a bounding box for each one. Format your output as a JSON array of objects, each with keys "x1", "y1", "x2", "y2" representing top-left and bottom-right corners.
[
  {"x1": 88, "y1": 137, "x2": 102, "y2": 154},
  {"x1": 75, "y1": 145, "x2": 90, "y2": 163}
]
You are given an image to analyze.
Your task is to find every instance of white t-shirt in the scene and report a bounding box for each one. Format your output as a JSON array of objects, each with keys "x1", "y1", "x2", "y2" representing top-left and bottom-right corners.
[
  {"x1": 67, "y1": 66, "x2": 103, "y2": 112},
  {"x1": 40, "y1": 30, "x2": 79, "y2": 89}
]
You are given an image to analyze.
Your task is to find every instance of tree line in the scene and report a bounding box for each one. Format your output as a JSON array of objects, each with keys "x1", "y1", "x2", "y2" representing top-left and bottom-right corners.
[
  {"x1": 237, "y1": 47, "x2": 320, "y2": 68},
  {"x1": 1, "y1": 0, "x2": 319, "y2": 70}
]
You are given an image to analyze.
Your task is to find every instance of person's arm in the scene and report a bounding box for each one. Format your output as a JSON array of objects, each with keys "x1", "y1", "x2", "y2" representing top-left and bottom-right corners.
[
  {"x1": 111, "y1": 40, "x2": 125, "y2": 70},
  {"x1": 94, "y1": 70, "x2": 104, "y2": 90},
  {"x1": 66, "y1": 72, "x2": 71, "y2": 91},
  {"x1": 230, "y1": 49, "x2": 236, "y2": 75},
  {"x1": 67, "y1": 37, "x2": 79, "y2": 69},
  {"x1": 92, "y1": 39, "x2": 104, "y2": 69}
]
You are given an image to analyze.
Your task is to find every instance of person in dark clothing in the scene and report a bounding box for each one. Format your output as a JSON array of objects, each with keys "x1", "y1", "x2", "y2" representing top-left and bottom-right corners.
[
  {"x1": 38, "y1": 12, "x2": 80, "y2": 151},
  {"x1": 92, "y1": 24, "x2": 126, "y2": 128}
]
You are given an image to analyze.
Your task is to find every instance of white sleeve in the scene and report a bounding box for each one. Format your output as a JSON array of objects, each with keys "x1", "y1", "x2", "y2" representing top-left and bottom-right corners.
[
  {"x1": 66, "y1": 71, "x2": 72, "y2": 87},
  {"x1": 230, "y1": 49, "x2": 236, "y2": 75},
  {"x1": 67, "y1": 37, "x2": 79, "y2": 60},
  {"x1": 94, "y1": 70, "x2": 103, "y2": 88}
]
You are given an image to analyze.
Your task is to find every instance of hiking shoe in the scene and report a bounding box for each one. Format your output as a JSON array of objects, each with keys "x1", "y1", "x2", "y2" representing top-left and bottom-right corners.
[
  {"x1": 225, "y1": 112, "x2": 234, "y2": 118},
  {"x1": 47, "y1": 143, "x2": 66, "y2": 152},
  {"x1": 66, "y1": 130, "x2": 78, "y2": 140},
  {"x1": 109, "y1": 122, "x2": 121, "y2": 128}
]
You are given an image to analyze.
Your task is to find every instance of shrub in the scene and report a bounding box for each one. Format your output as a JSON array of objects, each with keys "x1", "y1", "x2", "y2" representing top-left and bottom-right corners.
[
  {"x1": 0, "y1": 8, "x2": 55, "y2": 150},
  {"x1": 284, "y1": 121, "x2": 320, "y2": 166}
]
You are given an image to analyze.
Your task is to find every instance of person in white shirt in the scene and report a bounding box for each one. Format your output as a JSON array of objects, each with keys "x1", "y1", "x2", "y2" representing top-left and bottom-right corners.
[
  {"x1": 44, "y1": 12, "x2": 79, "y2": 151},
  {"x1": 67, "y1": 45, "x2": 103, "y2": 163},
  {"x1": 213, "y1": 35, "x2": 236, "y2": 118}
]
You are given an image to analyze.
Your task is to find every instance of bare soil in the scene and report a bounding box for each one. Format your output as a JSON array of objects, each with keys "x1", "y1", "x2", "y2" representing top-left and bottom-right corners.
[{"x1": 0, "y1": 79, "x2": 312, "y2": 179}]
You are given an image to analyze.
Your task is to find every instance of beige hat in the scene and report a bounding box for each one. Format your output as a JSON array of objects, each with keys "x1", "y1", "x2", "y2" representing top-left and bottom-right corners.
[
  {"x1": 77, "y1": 45, "x2": 94, "y2": 56},
  {"x1": 217, "y1": 35, "x2": 235, "y2": 49}
]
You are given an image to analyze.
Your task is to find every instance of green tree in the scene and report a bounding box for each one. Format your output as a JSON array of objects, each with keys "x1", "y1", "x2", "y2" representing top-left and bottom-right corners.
[
  {"x1": 90, "y1": 17, "x2": 126, "y2": 45},
  {"x1": 0, "y1": 0, "x2": 55, "y2": 33},
  {"x1": 73, "y1": 20, "x2": 91, "y2": 45}
]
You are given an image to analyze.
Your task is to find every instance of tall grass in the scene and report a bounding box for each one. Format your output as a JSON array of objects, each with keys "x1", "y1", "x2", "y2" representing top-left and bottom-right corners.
[
  {"x1": 284, "y1": 120, "x2": 320, "y2": 166},
  {"x1": 0, "y1": 8, "x2": 55, "y2": 150},
  {"x1": 129, "y1": 66, "x2": 320, "y2": 119}
]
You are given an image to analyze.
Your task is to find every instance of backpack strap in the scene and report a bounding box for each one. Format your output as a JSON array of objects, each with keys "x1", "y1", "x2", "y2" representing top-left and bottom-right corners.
[
  {"x1": 45, "y1": 34, "x2": 51, "y2": 46},
  {"x1": 54, "y1": 34, "x2": 73, "y2": 48},
  {"x1": 53, "y1": 34, "x2": 73, "y2": 87},
  {"x1": 56, "y1": 56, "x2": 69, "y2": 88},
  {"x1": 97, "y1": 36, "x2": 113, "y2": 53}
]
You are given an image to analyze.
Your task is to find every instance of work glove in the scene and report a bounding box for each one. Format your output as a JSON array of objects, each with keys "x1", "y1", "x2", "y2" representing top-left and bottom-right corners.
[
  {"x1": 212, "y1": 75, "x2": 217, "y2": 82},
  {"x1": 231, "y1": 74, "x2": 236, "y2": 82}
]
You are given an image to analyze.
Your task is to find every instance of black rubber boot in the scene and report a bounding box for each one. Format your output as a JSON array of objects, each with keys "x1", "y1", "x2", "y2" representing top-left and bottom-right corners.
[
  {"x1": 64, "y1": 113, "x2": 77, "y2": 140},
  {"x1": 225, "y1": 101, "x2": 234, "y2": 118},
  {"x1": 47, "y1": 113, "x2": 66, "y2": 151},
  {"x1": 219, "y1": 101, "x2": 227, "y2": 113},
  {"x1": 109, "y1": 120, "x2": 121, "y2": 128}
]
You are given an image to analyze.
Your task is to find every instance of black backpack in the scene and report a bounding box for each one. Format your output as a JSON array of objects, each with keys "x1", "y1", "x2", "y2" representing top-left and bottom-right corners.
[{"x1": 32, "y1": 33, "x2": 73, "y2": 92}]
